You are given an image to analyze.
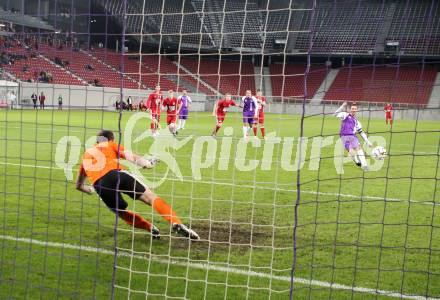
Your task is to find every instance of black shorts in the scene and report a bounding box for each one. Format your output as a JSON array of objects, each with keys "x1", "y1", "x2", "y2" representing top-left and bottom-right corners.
[{"x1": 93, "y1": 169, "x2": 146, "y2": 211}]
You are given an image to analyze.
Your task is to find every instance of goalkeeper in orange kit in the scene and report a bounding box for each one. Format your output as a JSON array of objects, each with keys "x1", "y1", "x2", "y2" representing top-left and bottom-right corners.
[{"x1": 75, "y1": 130, "x2": 199, "y2": 240}]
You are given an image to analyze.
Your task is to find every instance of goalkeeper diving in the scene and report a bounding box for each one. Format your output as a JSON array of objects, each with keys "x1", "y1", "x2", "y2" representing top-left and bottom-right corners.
[
  {"x1": 75, "y1": 130, "x2": 199, "y2": 240},
  {"x1": 335, "y1": 102, "x2": 373, "y2": 171}
]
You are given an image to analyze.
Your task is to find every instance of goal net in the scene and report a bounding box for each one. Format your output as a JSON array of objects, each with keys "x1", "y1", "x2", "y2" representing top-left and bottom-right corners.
[{"x1": 0, "y1": 0, "x2": 439, "y2": 299}]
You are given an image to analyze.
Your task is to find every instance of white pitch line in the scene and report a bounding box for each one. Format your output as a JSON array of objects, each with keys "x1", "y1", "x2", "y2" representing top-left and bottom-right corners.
[
  {"x1": 0, "y1": 161, "x2": 438, "y2": 206},
  {"x1": 1, "y1": 124, "x2": 439, "y2": 149},
  {"x1": 0, "y1": 234, "x2": 436, "y2": 300},
  {"x1": 1, "y1": 125, "x2": 84, "y2": 133}
]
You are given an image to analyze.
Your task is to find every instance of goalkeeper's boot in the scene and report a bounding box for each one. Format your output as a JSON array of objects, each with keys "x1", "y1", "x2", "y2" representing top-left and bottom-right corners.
[
  {"x1": 151, "y1": 225, "x2": 161, "y2": 240},
  {"x1": 355, "y1": 162, "x2": 362, "y2": 167},
  {"x1": 172, "y1": 223, "x2": 200, "y2": 240}
]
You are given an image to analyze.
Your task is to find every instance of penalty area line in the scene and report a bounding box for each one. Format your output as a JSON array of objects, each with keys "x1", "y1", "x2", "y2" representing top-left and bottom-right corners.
[
  {"x1": 0, "y1": 234, "x2": 436, "y2": 300},
  {"x1": 0, "y1": 161, "x2": 437, "y2": 206}
]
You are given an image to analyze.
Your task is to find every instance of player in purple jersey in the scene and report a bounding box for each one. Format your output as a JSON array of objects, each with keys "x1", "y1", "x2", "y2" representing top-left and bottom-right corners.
[
  {"x1": 335, "y1": 102, "x2": 373, "y2": 171},
  {"x1": 177, "y1": 89, "x2": 192, "y2": 132},
  {"x1": 241, "y1": 90, "x2": 258, "y2": 140}
]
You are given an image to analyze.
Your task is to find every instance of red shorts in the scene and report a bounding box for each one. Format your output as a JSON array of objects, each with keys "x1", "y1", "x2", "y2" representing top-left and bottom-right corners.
[
  {"x1": 167, "y1": 114, "x2": 177, "y2": 125},
  {"x1": 256, "y1": 111, "x2": 265, "y2": 124},
  {"x1": 151, "y1": 113, "x2": 160, "y2": 122},
  {"x1": 386, "y1": 113, "x2": 392, "y2": 119},
  {"x1": 217, "y1": 115, "x2": 225, "y2": 124}
]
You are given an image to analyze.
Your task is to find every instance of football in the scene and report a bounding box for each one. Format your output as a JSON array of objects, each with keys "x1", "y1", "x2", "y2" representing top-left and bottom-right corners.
[{"x1": 372, "y1": 146, "x2": 387, "y2": 160}]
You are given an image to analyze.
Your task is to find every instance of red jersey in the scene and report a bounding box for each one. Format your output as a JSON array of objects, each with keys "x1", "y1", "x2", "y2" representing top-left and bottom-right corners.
[
  {"x1": 146, "y1": 92, "x2": 163, "y2": 114},
  {"x1": 217, "y1": 99, "x2": 237, "y2": 116},
  {"x1": 163, "y1": 97, "x2": 179, "y2": 115},
  {"x1": 257, "y1": 96, "x2": 266, "y2": 112},
  {"x1": 384, "y1": 104, "x2": 392, "y2": 113}
]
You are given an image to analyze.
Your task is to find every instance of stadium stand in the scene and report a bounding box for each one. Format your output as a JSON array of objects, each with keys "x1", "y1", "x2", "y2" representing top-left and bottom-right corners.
[
  {"x1": 291, "y1": 0, "x2": 440, "y2": 56},
  {"x1": 263, "y1": 9, "x2": 290, "y2": 51},
  {"x1": 294, "y1": 1, "x2": 389, "y2": 54},
  {"x1": 387, "y1": 1, "x2": 440, "y2": 56},
  {"x1": 270, "y1": 63, "x2": 328, "y2": 100},
  {"x1": 323, "y1": 65, "x2": 437, "y2": 105},
  {"x1": 92, "y1": 49, "x2": 214, "y2": 94},
  {"x1": 0, "y1": 40, "x2": 84, "y2": 85},
  {"x1": 37, "y1": 43, "x2": 139, "y2": 88},
  {"x1": 89, "y1": 49, "x2": 172, "y2": 90},
  {"x1": 180, "y1": 57, "x2": 255, "y2": 95}
]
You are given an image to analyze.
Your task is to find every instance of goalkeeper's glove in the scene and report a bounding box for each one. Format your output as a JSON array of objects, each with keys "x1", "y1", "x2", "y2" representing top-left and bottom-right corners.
[{"x1": 144, "y1": 156, "x2": 159, "y2": 169}]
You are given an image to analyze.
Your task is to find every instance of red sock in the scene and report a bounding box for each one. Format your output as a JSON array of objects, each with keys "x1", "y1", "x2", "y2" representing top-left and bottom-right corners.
[
  {"x1": 215, "y1": 125, "x2": 221, "y2": 133},
  {"x1": 253, "y1": 127, "x2": 257, "y2": 136},
  {"x1": 150, "y1": 122, "x2": 155, "y2": 130},
  {"x1": 119, "y1": 210, "x2": 152, "y2": 232},
  {"x1": 152, "y1": 197, "x2": 182, "y2": 225},
  {"x1": 261, "y1": 127, "x2": 265, "y2": 138}
]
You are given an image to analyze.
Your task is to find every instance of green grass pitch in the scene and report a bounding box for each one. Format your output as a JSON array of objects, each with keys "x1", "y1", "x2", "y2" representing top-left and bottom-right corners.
[{"x1": 0, "y1": 109, "x2": 439, "y2": 299}]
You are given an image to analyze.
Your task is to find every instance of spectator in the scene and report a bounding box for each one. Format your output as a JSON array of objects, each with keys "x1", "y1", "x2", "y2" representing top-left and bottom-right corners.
[
  {"x1": 9, "y1": 91, "x2": 16, "y2": 109},
  {"x1": 93, "y1": 78, "x2": 102, "y2": 87},
  {"x1": 138, "y1": 101, "x2": 146, "y2": 111},
  {"x1": 31, "y1": 92, "x2": 37, "y2": 109},
  {"x1": 39, "y1": 92, "x2": 45, "y2": 109},
  {"x1": 127, "y1": 96, "x2": 133, "y2": 110},
  {"x1": 54, "y1": 56, "x2": 63, "y2": 66},
  {"x1": 115, "y1": 99, "x2": 127, "y2": 110},
  {"x1": 58, "y1": 94, "x2": 63, "y2": 110},
  {"x1": 85, "y1": 64, "x2": 95, "y2": 71}
]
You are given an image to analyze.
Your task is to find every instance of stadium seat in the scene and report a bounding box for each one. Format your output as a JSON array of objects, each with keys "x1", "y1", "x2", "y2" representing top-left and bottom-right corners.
[
  {"x1": 270, "y1": 63, "x2": 328, "y2": 101},
  {"x1": 323, "y1": 65, "x2": 437, "y2": 106}
]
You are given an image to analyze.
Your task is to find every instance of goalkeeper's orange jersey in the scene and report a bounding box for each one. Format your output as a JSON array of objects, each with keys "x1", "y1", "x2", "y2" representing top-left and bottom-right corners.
[{"x1": 79, "y1": 141, "x2": 126, "y2": 184}]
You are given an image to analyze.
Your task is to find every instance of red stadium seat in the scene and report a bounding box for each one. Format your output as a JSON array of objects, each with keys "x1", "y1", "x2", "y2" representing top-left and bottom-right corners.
[{"x1": 323, "y1": 65, "x2": 437, "y2": 106}]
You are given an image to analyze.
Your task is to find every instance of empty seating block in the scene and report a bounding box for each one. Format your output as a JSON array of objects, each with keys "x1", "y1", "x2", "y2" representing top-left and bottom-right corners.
[
  {"x1": 180, "y1": 58, "x2": 255, "y2": 95},
  {"x1": 38, "y1": 44, "x2": 139, "y2": 88},
  {"x1": 270, "y1": 63, "x2": 328, "y2": 100},
  {"x1": 324, "y1": 65, "x2": 437, "y2": 105}
]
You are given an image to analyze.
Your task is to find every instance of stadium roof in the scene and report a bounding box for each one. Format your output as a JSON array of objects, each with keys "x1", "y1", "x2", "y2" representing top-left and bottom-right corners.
[{"x1": 0, "y1": 8, "x2": 54, "y2": 31}]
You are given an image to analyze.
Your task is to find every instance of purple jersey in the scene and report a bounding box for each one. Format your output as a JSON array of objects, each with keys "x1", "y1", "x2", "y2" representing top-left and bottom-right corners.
[
  {"x1": 179, "y1": 96, "x2": 189, "y2": 108},
  {"x1": 178, "y1": 95, "x2": 191, "y2": 119},
  {"x1": 242, "y1": 96, "x2": 257, "y2": 115},
  {"x1": 338, "y1": 112, "x2": 362, "y2": 136}
]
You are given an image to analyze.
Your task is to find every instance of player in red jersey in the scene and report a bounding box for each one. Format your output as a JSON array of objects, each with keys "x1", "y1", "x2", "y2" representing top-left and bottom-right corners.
[
  {"x1": 384, "y1": 102, "x2": 393, "y2": 128},
  {"x1": 253, "y1": 89, "x2": 267, "y2": 138},
  {"x1": 146, "y1": 85, "x2": 163, "y2": 137},
  {"x1": 162, "y1": 89, "x2": 180, "y2": 136},
  {"x1": 211, "y1": 92, "x2": 238, "y2": 137}
]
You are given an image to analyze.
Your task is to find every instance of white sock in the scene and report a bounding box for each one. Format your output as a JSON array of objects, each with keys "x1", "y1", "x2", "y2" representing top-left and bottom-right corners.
[
  {"x1": 357, "y1": 149, "x2": 367, "y2": 167},
  {"x1": 182, "y1": 120, "x2": 186, "y2": 129},
  {"x1": 243, "y1": 126, "x2": 248, "y2": 138},
  {"x1": 177, "y1": 120, "x2": 182, "y2": 130},
  {"x1": 350, "y1": 152, "x2": 360, "y2": 164}
]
